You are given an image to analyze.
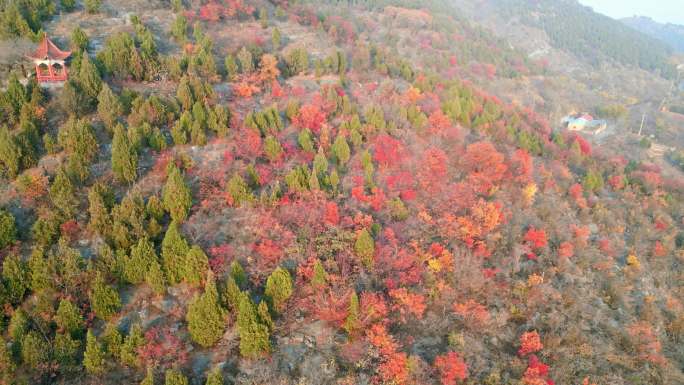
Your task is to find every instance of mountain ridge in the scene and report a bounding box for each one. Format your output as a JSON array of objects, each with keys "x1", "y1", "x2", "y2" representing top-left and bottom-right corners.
[{"x1": 621, "y1": 15, "x2": 684, "y2": 53}]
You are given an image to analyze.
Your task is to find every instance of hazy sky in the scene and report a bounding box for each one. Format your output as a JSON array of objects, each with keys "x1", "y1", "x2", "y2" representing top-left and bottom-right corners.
[{"x1": 578, "y1": 0, "x2": 684, "y2": 25}]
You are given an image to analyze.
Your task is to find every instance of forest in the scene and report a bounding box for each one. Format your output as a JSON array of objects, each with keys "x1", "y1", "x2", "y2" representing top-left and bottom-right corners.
[
  {"x1": 0, "y1": 0, "x2": 683, "y2": 385},
  {"x1": 492, "y1": 0, "x2": 677, "y2": 77}
]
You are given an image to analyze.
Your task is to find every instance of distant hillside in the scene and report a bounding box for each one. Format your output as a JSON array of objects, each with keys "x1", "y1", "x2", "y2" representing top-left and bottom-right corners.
[
  {"x1": 621, "y1": 16, "x2": 684, "y2": 53},
  {"x1": 490, "y1": 0, "x2": 676, "y2": 77}
]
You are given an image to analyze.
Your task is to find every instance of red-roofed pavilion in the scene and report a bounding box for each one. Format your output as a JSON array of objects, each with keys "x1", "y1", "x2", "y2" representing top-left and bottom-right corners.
[{"x1": 27, "y1": 34, "x2": 71, "y2": 83}]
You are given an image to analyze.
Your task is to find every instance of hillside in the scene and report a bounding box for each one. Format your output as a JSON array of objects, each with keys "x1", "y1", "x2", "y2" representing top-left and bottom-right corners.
[
  {"x1": 485, "y1": 0, "x2": 676, "y2": 77},
  {"x1": 0, "y1": 1, "x2": 683, "y2": 385},
  {"x1": 621, "y1": 16, "x2": 684, "y2": 53}
]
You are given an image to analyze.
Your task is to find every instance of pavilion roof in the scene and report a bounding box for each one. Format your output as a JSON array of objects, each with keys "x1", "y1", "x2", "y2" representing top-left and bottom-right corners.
[{"x1": 27, "y1": 34, "x2": 71, "y2": 61}]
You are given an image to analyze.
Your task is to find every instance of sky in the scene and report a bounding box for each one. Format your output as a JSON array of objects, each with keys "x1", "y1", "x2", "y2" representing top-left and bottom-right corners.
[{"x1": 579, "y1": 0, "x2": 684, "y2": 25}]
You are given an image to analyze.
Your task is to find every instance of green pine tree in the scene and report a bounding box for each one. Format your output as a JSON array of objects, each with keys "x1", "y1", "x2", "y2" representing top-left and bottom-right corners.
[
  {"x1": 308, "y1": 169, "x2": 320, "y2": 191},
  {"x1": 329, "y1": 169, "x2": 340, "y2": 193},
  {"x1": 237, "y1": 47, "x2": 254, "y2": 73},
  {"x1": 263, "y1": 135, "x2": 283, "y2": 162},
  {"x1": 236, "y1": 293, "x2": 271, "y2": 358},
  {"x1": 259, "y1": 8, "x2": 268, "y2": 28},
  {"x1": 0, "y1": 337, "x2": 15, "y2": 382},
  {"x1": 343, "y1": 291, "x2": 359, "y2": 335},
  {"x1": 70, "y1": 26, "x2": 89, "y2": 51},
  {"x1": 97, "y1": 83, "x2": 123, "y2": 130},
  {"x1": 83, "y1": 330, "x2": 106, "y2": 374},
  {"x1": 285, "y1": 48, "x2": 308, "y2": 76},
  {"x1": 21, "y1": 331, "x2": 49, "y2": 369},
  {"x1": 2, "y1": 73, "x2": 27, "y2": 124},
  {"x1": 332, "y1": 134, "x2": 351, "y2": 166},
  {"x1": 220, "y1": 276, "x2": 241, "y2": 310},
  {"x1": 112, "y1": 124, "x2": 138, "y2": 184},
  {"x1": 90, "y1": 274, "x2": 121, "y2": 320},
  {"x1": 50, "y1": 167, "x2": 78, "y2": 219},
  {"x1": 161, "y1": 220, "x2": 190, "y2": 284},
  {"x1": 165, "y1": 369, "x2": 188, "y2": 385},
  {"x1": 171, "y1": 111, "x2": 191, "y2": 145},
  {"x1": 120, "y1": 323, "x2": 144, "y2": 367},
  {"x1": 84, "y1": 0, "x2": 101, "y2": 14},
  {"x1": 2, "y1": 253, "x2": 28, "y2": 303},
  {"x1": 78, "y1": 54, "x2": 102, "y2": 100},
  {"x1": 55, "y1": 299, "x2": 85, "y2": 337},
  {"x1": 176, "y1": 76, "x2": 194, "y2": 111},
  {"x1": 190, "y1": 120, "x2": 206, "y2": 146},
  {"x1": 186, "y1": 273, "x2": 226, "y2": 347},
  {"x1": 87, "y1": 183, "x2": 112, "y2": 236},
  {"x1": 146, "y1": 194, "x2": 165, "y2": 221},
  {"x1": 171, "y1": 14, "x2": 188, "y2": 43},
  {"x1": 162, "y1": 164, "x2": 192, "y2": 222},
  {"x1": 224, "y1": 54, "x2": 238, "y2": 81},
  {"x1": 102, "y1": 322, "x2": 123, "y2": 358},
  {"x1": 226, "y1": 173, "x2": 254, "y2": 207},
  {"x1": 183, "y1": 245, "x2": 208, "y2": 285},
  {"x1": 53, "y1": 332, "x2": 81, "y2": 370},
  {"x1": 146, "y1": 260, "x2": 166, "y2": 295},
  {"x1": 8, "y1": 309, "x2": 28, "y2": 343},
  {"x1": 57, "y1": 117, "x2": 98, "y2": 182},
  {"x1": 257, "y1": 301, "x2": 273, "y2": 331},
  {"x1": 313, "y1": 149, "x2": 329, "y2": 175},
  {"x1": 230, "y1": 260, "x2": 247, "y2": 287},
  {"x1": 0, "y1": 209, "x2": 17, "y2": 249},
  {"x1": 264, "y1": 267, "x2": 293, "y2": 312},
  {"x1": 28, "y1": 248, "x2": 51, "y2": 291},
  {"x1": 354, "y1": 229, "x2": 374, "y2": 269},
  {"x1": 208, "y1": 105, "x2": 230, "y2": 137},
  {"x1": 311, "y1": 259, "x2": 327, "y2": 287},
  {"x1": 171, "y1": 0, "x2": 183, "y2": 12},
  {"x1": 141, "y1": 367, "x2": 155, "y2": 385},
  {"x1": 124, "y1": 237, "x2": 157, "y2": 284},
  {"x1": 272, "y1": 28, "x2": 281, "y2": 50},
  {"x1": 0, "y1": 126, "x2": 21, "y2": 178},
  {"x1": 205, "y1": 367, "x2": 223, "y2": 385},
  {"x1": 297, "y1": 128, "x2": 314, "y2": 153}
]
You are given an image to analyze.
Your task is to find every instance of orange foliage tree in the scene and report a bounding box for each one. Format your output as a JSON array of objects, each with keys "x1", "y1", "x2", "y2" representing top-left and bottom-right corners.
[
  {"x1": 434, "y1": 351, "x2": 468, "y2": 384},
  {"x1": 627, "y1": 321, "x2": 666, "y2": 366},
  {"x1": 259, "y1": 54, "x2": 280, "y2": 82},
  {"x1": 293, "y1": 104, "x2": 327, "y2": 133},
  {"x1": 452, "y1": 299, "x2": 489, "y2": 327},
  {"x1": 429, "y1": 109, "x2": 451, "y2": 134},
  {"x1": 389, "y1": 288, "x2": 426, "y2": 322},
  {"x1": 524, "y1": 227, "x2": 547, "y2": 250},
  {"x1": 462, "y1": 141, "x2": 508, "y2": 195},
  {"x1": 518, "y1": 331, "x2": 543, "y2": 356},
  {"x1": 366, "y1": 324, "x2": 409, "y2": 385},
  {"x1": 558, "y1": 241, "x2": 574, "y2": 259},
  {"x1": 418, "y1": 147, "x2": 448, "y2": 191},
  {"x1": 522, "y1": 354, "x2": 552, "y2": 385}
]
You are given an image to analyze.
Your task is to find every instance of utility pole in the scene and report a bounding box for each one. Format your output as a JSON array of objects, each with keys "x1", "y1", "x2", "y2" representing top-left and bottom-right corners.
[{"x1": 638, "y1": 113, "x2": 645, "y2": 136}]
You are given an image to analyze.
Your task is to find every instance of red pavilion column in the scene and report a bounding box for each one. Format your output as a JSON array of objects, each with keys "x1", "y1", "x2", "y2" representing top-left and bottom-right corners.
[{"x1": 47, "y1": 60, "x2": 55, "y2": 81}]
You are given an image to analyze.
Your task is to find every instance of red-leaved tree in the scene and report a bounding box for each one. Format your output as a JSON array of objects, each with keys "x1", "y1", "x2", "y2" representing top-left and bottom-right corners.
[{"x1": 434, "y1": 351, "x2": 469, "y2": 384}]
